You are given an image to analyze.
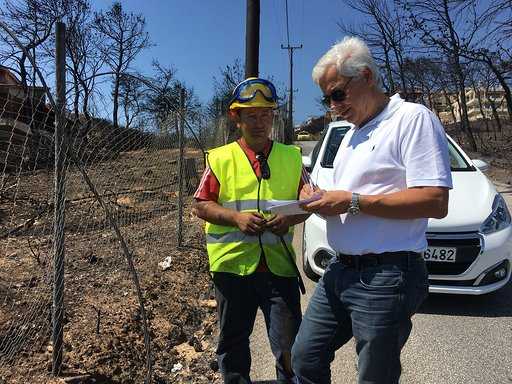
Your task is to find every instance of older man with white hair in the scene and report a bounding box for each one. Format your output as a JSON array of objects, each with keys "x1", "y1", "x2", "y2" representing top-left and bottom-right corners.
[{"x1": 291, "y1": 37, "x2": 452, "y2": 384}]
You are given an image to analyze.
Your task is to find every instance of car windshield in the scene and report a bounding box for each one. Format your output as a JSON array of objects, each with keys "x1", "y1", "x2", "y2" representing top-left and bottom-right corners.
[
  {"x1": 318, "y1": 127, "x2": 473, "y2": 171},
  {"x1": 447, "y1": 140, "x2": 472, "y2": 170}
]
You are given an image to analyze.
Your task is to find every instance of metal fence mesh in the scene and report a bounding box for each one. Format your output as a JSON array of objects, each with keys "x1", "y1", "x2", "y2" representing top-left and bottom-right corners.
[
  {"x1": 0, "y1": 88, "x2": 221, "y2": 383},
  {"x1": 0, "y1": 24, "x2": 224, "y2": 383},
  {"x1": 0, "y1": 88, "x2": 56, "y2": 379}
]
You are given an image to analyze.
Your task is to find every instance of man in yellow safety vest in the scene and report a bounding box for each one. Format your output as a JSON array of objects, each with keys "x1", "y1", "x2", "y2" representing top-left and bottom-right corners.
[{"x1": 193, "y1": 77, "x2": 310, "y2": 383}]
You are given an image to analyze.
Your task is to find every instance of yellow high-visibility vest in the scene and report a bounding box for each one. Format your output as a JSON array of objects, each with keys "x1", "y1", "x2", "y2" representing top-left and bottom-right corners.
[{"x1": 205, "y1": 141, "x2": 302, "y2": 276}]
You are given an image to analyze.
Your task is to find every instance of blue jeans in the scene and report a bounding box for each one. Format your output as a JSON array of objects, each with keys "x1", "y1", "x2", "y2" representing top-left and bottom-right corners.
[
  {"x1": 291, "y1": 253, "x2": 428, "y2": 384},
  {"x1": 213, "y1": 271, "x2": 302, "y2": 384}
]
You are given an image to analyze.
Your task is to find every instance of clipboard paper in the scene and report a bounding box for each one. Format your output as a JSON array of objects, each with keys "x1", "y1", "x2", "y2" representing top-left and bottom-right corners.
[{"x1": 269, "y1": 194, "x2": 321, "y2": 215}]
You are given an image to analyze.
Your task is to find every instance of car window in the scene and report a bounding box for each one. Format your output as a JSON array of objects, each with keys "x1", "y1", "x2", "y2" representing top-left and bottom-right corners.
[
  {"x1": 309, "y1": 128, "x2": 328, "y2": 168},
  {"x1": 448, "y1": 141, "x2": 472, "y2": 170},
  {"x1": 318, "y1": 127, "x2": 473, "y2": 171},
  {"x1": 320, "y1": 126, "x2": 350, "y2": 168}
]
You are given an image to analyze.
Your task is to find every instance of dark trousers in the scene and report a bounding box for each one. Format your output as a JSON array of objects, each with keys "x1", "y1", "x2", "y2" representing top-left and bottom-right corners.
[
  {"x1": 213, "y1": 271, "x2": 302, "y2": 384},
  {"x1": 291, "y1": 252, "x2": 429, "y2": 384}
]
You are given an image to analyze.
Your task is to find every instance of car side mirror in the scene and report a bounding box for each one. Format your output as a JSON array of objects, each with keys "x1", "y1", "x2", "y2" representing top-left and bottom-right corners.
[
  {"x1": 472, "y1": 159, "x2": 489, "y2": 172},
  {"x1": 302, "y1": 155, "x2": 312, "y2": 172}
]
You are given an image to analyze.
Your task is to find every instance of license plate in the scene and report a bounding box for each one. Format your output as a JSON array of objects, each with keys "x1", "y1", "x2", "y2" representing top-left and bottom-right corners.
[{"x1": 424, "y1": 247, "x2": 457, "y2": 262}]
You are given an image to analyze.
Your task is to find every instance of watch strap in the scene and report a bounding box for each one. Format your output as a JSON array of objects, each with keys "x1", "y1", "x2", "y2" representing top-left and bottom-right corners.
[{"x1": 349, "y1": 192, "x2": 360, "y2": 215}]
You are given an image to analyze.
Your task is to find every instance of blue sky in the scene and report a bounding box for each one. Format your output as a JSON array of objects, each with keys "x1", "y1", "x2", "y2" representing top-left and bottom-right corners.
[{"x1": 91, "y1": 1, "x2": 362, "y2": 125}]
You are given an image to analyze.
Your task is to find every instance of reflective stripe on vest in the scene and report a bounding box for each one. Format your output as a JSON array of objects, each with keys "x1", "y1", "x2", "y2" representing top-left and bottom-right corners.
[
  {"x1": 206, "y1": 231, "x2": 293, "y2": 245},
  {"x1": 221, "y1": 199, "x2": 295, "y2": 212}
]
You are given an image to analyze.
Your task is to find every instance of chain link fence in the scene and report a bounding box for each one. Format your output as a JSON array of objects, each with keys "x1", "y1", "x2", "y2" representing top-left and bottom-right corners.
[{"x1": 0, "y1": 21, "x2": 234, "y2": 383}]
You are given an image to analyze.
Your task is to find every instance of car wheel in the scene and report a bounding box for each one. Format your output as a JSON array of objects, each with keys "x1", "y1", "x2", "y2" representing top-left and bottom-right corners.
[{"x1": 302, "y1": 226, "x2": 320, "y2": 282}]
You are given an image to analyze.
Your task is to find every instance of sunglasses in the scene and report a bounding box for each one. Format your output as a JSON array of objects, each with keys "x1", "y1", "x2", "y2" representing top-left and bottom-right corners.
[
  {"x1": 231, "y1": 78, "x2": 278, "y2": 104},
  {"x1": 321, "y1": 77, "x2": 353, "y2": 106},
  {"x1": 255, "y1": 152, "x2": 271, "y2": 180}
]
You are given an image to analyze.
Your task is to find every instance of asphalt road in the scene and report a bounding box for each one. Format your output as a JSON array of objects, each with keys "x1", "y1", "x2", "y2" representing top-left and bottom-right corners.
[{"x1": 248, "y1": 142, "x2": 512, "y2": 384}]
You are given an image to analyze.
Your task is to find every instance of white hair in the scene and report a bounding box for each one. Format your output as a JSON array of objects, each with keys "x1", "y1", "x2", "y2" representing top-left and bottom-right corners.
[{"x1": 312, "y1": 36, "x2": 383, "y2": 90}]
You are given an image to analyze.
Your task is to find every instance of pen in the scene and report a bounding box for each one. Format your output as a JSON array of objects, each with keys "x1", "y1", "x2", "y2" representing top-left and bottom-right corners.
[{"x1": 304, "y1": 170, "x2": 318, "y2": 190}]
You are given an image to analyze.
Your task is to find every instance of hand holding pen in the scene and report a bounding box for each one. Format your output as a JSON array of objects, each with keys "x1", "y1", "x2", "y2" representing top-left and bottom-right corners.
[{"x1": 300, "y1": 170, "x2": 322, "y2": 200}]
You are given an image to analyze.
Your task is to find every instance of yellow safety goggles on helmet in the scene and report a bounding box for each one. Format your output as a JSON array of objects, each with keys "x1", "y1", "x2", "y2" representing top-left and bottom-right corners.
[{"x1": 229, "y1": 77, "x2": 278, "y2": 110}]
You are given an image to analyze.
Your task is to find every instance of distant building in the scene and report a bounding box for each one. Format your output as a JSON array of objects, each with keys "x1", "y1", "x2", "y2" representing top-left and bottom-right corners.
[
  {"x1": 431, "y1": 87, "x2": 509, "y2": 124},
  {"x1": 297, "y1": 115, "x2": 327, "y2": 139},
  {"x1": 0, "y1": 66, "x2": 52, "y2": 171}
]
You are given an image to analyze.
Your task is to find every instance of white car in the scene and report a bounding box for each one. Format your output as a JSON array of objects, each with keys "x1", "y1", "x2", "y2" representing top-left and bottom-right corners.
[{"x1": 302, "y1": 120, "x2": 512, "y2": 295}]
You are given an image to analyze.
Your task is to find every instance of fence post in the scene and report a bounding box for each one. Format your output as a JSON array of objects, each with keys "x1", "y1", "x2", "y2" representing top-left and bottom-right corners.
[
  {"x1": 52, "y1": 21, "x2": 67, "y2": 376},
  {"x1": 177, "y1": 87, "x2": 185, "y2": 247}
]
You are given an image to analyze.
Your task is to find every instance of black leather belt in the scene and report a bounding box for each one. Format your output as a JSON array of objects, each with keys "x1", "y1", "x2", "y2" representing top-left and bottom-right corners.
[{"x1": 336, "y1": 251, "x2": 421, "y2": 270}]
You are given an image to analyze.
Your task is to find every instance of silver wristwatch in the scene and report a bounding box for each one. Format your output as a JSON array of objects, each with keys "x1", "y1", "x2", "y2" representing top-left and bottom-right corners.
[{"x1": 348, "y1": 192, "x2": 360, "y2": 215}]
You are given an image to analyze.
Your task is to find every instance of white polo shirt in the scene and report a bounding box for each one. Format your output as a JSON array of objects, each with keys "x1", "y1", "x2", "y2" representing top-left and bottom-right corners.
[{"x1": 327, "y1": 94, "x2": 453, "y2": 255}]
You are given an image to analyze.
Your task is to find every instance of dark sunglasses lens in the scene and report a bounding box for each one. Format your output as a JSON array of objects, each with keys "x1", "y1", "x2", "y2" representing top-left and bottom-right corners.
[
  {"x1": 322, "y1": 89, "x2": 346, "y2": 106},
  {"x1": 256, "y1": 153, "x2": 271, "y2": 179},
  {"x1": 261, "y1": 162, "x2": 270, "y2": 180},
  {"x1": 261, "y1": 160, "x2": 270, "y2": 179},
  {"x1": 330, "y1": 89, "x2": 346, "y2": 102}
]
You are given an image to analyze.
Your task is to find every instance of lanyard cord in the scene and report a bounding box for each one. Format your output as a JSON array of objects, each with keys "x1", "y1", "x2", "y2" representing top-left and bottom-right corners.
[{"x1": 257, "y1": 178, "x2": 265, "y2": 254}]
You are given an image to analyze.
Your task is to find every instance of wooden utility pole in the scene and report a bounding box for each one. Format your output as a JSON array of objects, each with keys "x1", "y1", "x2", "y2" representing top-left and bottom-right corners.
[
  {"x1": 245, "y1": 0, "x2": 260, "y2": 78},
  {"x1": 281, "y1": 43, "x2": 302, "y2": 144}
]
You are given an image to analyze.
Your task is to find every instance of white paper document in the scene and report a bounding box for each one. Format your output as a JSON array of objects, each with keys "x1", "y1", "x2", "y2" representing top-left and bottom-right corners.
[{"x1": 269, "y1": 195, "x2": 321, "y2": 215}]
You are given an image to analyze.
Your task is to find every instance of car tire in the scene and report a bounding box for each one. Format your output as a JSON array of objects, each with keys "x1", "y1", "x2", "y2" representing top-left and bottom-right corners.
[
  {"x1": 302, "y1": 226, "x2": 320, "y2": 282},
  {"x1": 303, "y1": 254, "x2": 320, "y2": 282}
]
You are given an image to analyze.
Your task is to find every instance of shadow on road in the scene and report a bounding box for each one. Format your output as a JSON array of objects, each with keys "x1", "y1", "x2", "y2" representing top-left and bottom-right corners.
[
  {"x1": 418, "y1": 280, "x2": 512, "y2": 317},
  {"x1": 254, "y1": 381, "x2": 289, "y2": 384}
]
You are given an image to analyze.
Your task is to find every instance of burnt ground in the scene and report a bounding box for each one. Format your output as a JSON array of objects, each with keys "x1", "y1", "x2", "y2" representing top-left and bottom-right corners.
[{"x1": 1, "y1": 125, "x2": 511, "y2": 384}]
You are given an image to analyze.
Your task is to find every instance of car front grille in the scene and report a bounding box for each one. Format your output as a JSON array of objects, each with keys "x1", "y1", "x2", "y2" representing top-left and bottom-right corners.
[{"x1": 426, "y1": 234, "x2": 481, "y2": 276}]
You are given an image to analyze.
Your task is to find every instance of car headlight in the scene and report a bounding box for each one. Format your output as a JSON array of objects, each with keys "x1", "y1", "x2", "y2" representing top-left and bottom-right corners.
[{"x1": 480, "y1": 194, "x2": 512, "y2": 234}]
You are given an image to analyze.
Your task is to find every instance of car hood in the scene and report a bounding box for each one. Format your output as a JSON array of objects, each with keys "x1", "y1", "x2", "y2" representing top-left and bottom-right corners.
[
  {"x1": 428, "y1": 170, "x2": 496, "y2": 232},
  {"x1": 313, "y1": 168, "x2": 496, "y2": 233}
]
